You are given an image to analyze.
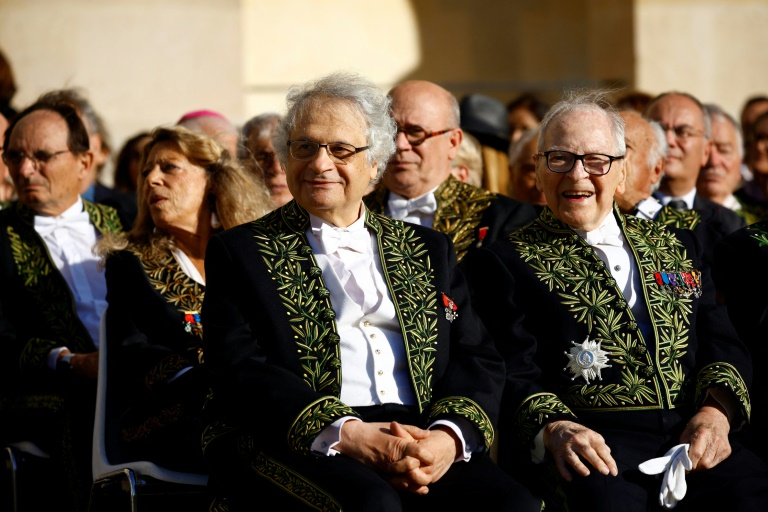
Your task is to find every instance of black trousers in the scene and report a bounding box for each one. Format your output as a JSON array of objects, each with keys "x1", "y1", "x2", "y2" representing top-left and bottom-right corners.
[{"x1": 206, "y1": 404, "x2": 542, "y2": 512}]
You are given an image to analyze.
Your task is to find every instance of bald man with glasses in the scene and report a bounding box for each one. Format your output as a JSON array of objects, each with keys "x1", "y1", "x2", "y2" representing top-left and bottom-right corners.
[
  {"x1": 645, "y1": 92, "x2": 745, "y2": 269},
  {"x1": 0, "y1": 99, "x2": 123, "y2": 511},
  {"x1": 365, "y1": 80, "x2": 537, "y2": 263}
]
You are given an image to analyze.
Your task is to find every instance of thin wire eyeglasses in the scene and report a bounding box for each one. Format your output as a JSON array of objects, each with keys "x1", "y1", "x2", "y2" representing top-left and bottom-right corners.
[
  {"x1": 2, "y1": 149, "x2": 72, "y2": 169},
  {"x1": 287, "y1": 140, "x2": 369, "y2": 163}
]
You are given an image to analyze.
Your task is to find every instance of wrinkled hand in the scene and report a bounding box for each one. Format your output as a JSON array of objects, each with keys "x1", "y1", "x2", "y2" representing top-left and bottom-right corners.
[
  {"x1": 388, "y1": 424, "x2": 460, "y2": 495},
  {"x1": 334, "y1": 421, "x2": 433, "y2": 481},
  {"x1": 543, "y1": 420, "x2": 618, "y2": 482},
  {"x1": 70, "y1": 351, "x2": 99, "y2": 379},
  {"x1": 680, "y1": 402, "x2": 731, "y2": 471}
]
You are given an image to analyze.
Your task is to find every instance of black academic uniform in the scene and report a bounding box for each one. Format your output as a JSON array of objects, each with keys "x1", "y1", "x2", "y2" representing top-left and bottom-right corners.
[
  {"x1": 715, "y1": 220, "x2": 768, "y2": 463},
  {"x1": 365, "y1": 175, "x2": 537, "y2": 262},
  {"x1": 466, "y1": 205, "x2": 768, "y2": 512},
  {"x1": 200, "y1": 201, "x2": 540, "y2": 512},
  {"x1": 104, "y1": 247, "x2": 208, "y2": 472},
  {"x1": 0, "y1": 200, "x2": 123, "y2": 512}
]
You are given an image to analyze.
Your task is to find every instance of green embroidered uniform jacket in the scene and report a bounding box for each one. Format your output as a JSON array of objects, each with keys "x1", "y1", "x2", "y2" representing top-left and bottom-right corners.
[
  {"x1": 201, "y1": 201, "x2": 504, "y2": 456},
  {"x1": 104, "y1": 247, "x2": 206, "y2": 446},
  {"x1": 715, "y1": 220, "x2": 768, "y2": 461},
  {"x1": 364, "y1": 176, "x2": 537, "y2": 262},
  {"x1": 0, "y1": 200, "x2": 123, "y2": 385},
  {"x1": 466, "y1": 205, "x2": 752, "y2": 455}
]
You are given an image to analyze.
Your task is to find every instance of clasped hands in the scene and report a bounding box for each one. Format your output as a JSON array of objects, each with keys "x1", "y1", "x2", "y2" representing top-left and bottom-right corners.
[
  {"x1": 335, "y1": 420, "x2": 461, "y2": 495},
  {"x1": 543, "y1": 401, "x2": 732, "y2": 483}
]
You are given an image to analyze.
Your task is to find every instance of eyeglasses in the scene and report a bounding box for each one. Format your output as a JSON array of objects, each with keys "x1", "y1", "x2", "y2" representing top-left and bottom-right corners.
[
  {"x1": 2, "y1": 149, "x2": 72, "y2": 169},
  {"x1": 536, "y1": 150, "x2": 624, "y2": 176},
  {"x1": 660, "y1": 124, "x2": 705, "y2": 141},
  {"x1": 396, "y1": 126, "x2": 453, "y2": 146},
  {"x1": 287, "y1": 140, "x2": 369, "y2": 163}
]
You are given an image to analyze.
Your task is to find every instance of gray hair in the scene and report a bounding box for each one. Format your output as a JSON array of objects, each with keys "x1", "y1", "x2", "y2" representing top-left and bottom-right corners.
[
  {"x1": 648, "y1": 120, "x2": 667, "y2": 192},
  {"x1": 273, "y1": 71, "x2": 397, "y2": 182},
  {"x1": 242, "y1": 112, "x2": 281, "y2": 141},
  {"x1": 704, "y1": 103, "x2": 744, "y2": 158},
  {"x1": 508, "y1": 127, "x2": 540, "y2": 165},
  {"x1": 537, "y1": 89, "x2": 626, "y2": 156}
]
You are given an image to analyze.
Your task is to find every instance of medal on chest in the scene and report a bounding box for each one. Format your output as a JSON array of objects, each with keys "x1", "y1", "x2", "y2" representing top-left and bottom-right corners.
[
  {"x1": 441, "y1": 293, "x2": 458, "y2": 322},
  {"x1": 564, "y1": 336, "x2": 611, "y2": 384}
]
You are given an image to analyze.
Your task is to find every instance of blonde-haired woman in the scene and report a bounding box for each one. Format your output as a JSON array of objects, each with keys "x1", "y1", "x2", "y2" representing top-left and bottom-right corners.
[{"x1": 97, "y1": 125, "x2": 269, "y2": 471}]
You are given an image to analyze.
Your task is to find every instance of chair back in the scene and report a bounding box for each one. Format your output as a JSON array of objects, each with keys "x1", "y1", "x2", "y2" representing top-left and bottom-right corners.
[{"x1": 91, "y1": 307, "x2": 208, "y2": 485}]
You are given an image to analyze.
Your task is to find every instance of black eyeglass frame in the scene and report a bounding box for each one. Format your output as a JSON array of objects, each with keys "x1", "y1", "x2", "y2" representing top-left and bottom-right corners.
[{"x1": 535, "y1": 150, "x2": 624, "y2": 176}]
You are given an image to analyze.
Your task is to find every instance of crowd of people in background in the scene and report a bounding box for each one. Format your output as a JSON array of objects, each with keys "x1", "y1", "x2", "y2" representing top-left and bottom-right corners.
[{"x1": 2, "y1": 44, "x2": 768, "y2": 512}]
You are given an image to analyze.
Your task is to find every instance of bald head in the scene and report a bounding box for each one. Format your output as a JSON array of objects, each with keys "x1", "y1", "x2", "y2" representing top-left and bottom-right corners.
[
  {"x1": 178, "y1": 112, "x2": 239, "y2": 157},
  {"x1": 615, "y1": 110, "x2": 666, "y2": 213},
  {"x1": 384, "y1": 80, "x2": 463, "y2": 198}
]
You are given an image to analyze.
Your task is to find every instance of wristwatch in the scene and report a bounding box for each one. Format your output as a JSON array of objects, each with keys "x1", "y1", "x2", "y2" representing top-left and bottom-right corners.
[{"x1": 56, "y1": 353, "x2": 75, "y2": 373}]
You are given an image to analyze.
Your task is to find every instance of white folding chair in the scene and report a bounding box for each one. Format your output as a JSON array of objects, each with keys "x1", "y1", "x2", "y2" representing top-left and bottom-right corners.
[{"x1": 88, "y1": 308, "x2": 208, "y2": 512}]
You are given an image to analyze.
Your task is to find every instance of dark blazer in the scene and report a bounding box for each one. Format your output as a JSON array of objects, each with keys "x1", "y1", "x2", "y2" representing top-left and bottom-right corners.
[
  {"x1": 365, "y1": 175, "x2": 537, "y2": 262},
  {"x1": 104, "y1": 247, "x2": 207, "y2": 471},
  {"x1": 0, "y1": 200, "x2": 123, "y2": 384},
  {"x1": 93, "y1": 182, "x2": 138, "y2": 230},
  {"x1": 652, "y1": 192, "x2": 746, "y2": 272},
  {"x1": 466, "y1": 206, "x2": 751, "y2": 462},
  {"x1": 201, "y1": 200, "x2": 504, "y2": 456},
  {"x1": 0, "y1": 199, "x2": 123, "y2": 510},
  {"x1": 715, "y1": 220, "x2": 768, "y2": 461}
]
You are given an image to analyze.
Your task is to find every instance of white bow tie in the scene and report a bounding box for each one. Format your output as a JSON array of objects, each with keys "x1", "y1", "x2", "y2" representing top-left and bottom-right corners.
[
  {"x1": 389, "y1": 193, "x2": 437, "y2": 220},
  {"x1": 583, "y1": 223, "x2": 623, "y2": 247},
  {"x1": 34, "y1": 210, "x2": 92, "y2": 238},
  {"x1": 313, "y1": 224, "x2": 370, "y2": 255}
]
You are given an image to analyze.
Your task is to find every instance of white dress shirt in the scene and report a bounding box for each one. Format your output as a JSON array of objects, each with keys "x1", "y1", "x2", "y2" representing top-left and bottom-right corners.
[
  {"x1": 655, "y1": 189, "x2": 697, "y2": 210},
  {"x1": 306, "y1": 210, "x2": 476, "y2": 460},
  {"x1": 37, "y1": 197, "x2": 106, "y2": 369},
  {"x1": 386, "y1": 186, "x2": 439, "y2": 227}
]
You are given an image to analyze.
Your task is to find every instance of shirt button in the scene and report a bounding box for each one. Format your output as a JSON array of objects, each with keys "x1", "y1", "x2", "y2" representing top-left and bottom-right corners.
[
  {"x1": 369, "y1": 333, "x2": 376, "y2": 339},
  {"x1": 614, "y1": 265, "x2": 622, "y2": 271},
  {"x1": 363, "y1": 321, "x2": 371, "y2": 327},
  {"x1": 377, "y1": 370, "x2": 383, "y2": 376},
  {"x1": 379, "y1": 390, "x2": 385, "y2": 395},
  {"x1": 375, "y1": 349, "x2": 381, "y2": 355}
]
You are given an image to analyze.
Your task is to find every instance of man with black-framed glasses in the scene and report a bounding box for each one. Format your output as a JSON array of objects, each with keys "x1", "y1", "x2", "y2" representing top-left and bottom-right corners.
[
  {"x1": 466, "y1": 89, "x2": 768, "y2": 511},
  {"x1": 365, "y1": 80, "x2": 536, "y2": 263},
  {"x1": 0, "y1": 99, "x2": 123, "y2": 511}
]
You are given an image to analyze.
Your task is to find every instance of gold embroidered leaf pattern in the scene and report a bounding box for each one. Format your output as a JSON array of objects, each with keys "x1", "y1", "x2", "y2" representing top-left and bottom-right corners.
[
  {"x1": 695, "y1": 363, "x2": 751, "y2": 422},
  {"x1": 513, "y1": 393, "x2": 574, "y2": 446},
  {"x1": 6, "y1": 202, "x2": 120, "y2": 369},
  {"x1": 133, "y1": 246, "x2": 204, "y2": 339},
  {"x1": 237, "y1": 436, "x2": 341, "y2": 511},
  {"x1": 377, "y1": 216, "x2": 438, "y2": 412},
  {"x1": 288, "y1": 397, "x2": 356, "y2": 454},
  {"x1": 509, "y1": 208, "x2": 706, "y2": 414},
  {"x1": 429, "y1": 397, "x2": 495, "y2": 451},
  {"x1": 251, "y1": 204, "x2": 341, "y2": 405}
]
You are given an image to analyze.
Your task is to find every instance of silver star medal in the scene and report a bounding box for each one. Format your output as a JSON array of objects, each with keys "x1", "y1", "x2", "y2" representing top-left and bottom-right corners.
[{"x1": 564, "y1": 336, "x2": 611, "y2": 384}]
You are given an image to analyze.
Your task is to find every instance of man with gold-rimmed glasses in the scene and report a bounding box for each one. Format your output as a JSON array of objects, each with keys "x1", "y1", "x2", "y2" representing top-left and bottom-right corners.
[
  {"x1": 365, "y1": 80, "x2": 536, "y2": 263},
  {"x1": 0, "y1": 99, "x2": 123, "y2": 511}
]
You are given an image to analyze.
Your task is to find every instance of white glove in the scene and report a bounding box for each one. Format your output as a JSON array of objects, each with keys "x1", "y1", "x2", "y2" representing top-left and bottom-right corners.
[{"x1": 638, "y1": 443, "x2": 692, "y2": 509}]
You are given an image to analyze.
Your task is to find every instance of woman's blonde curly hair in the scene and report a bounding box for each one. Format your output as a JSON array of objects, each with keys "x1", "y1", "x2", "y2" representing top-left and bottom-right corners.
[{"x1": 97, "y1": 125, "x2": 271, "y2": 260}]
